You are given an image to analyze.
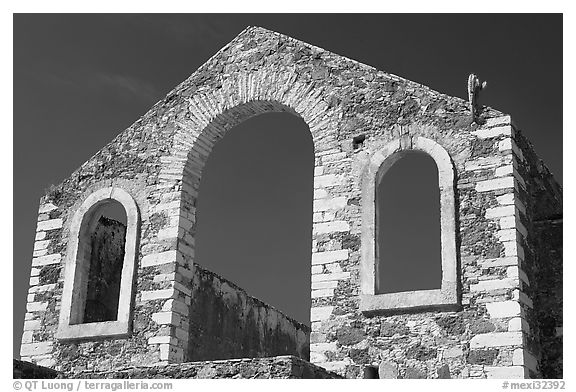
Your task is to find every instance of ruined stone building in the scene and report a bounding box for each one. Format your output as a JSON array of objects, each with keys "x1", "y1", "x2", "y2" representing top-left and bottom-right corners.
[{"x1": 16, "y1": 26, "x2": 562, "y2": 379}]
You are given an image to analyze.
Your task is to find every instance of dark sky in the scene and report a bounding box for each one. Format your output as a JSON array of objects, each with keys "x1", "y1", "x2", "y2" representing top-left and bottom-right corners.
[{"x1": 13, "y1": 14, "x2": 562, "y2": 357}]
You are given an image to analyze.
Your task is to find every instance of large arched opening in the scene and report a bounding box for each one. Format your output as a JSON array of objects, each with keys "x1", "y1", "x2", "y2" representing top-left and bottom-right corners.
[{"x1": 194, "y1": 111, "x2": 314, "y2": 325}]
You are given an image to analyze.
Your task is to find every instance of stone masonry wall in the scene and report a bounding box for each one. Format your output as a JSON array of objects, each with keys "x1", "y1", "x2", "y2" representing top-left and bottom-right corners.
[
  {"x1": 513, "y1": 130, "x2": 562, "y2": 378},
  {"x1": 64, "y1": 356, "x2": 340, "y2": 379},
  {"x1": 532, "y1": 219, "x2": 562, "y2": 378},
  {"x1": 13, "y1": 359, "x2": 59, "y2": 379},
  {"x1": 186, "y1": 264, "x2": 309, "y2": 361},
  {"x1": 19, "y1": 26, "x2": 561, "y2": 378}
]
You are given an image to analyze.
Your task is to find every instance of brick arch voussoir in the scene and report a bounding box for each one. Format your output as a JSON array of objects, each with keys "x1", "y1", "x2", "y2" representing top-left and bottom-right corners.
[{"x1": 159, "y1": 68, "x2": 341, "y2": 266}]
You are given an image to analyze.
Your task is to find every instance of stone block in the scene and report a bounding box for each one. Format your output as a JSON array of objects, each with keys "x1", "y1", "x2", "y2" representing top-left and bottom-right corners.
[
  {"x1": 506, "y1": 266, "x2": 519, "y2": 278},
  {"x1": 484, "y1": 366, "x2": 525, "y2": 379},
  {"x1": 33, "y1": 240, "x2": 50, "y2": 251},
  {"x1": 33, "y1": 249, "x2": 48, "y2": 258},
  {"x1": 312, "y1": 288, "x2": 334, "y2": 298},
  {"x1": 173, "y1": 281, "x2": 192, "y2": 296},
  {"x1": 313, "y1": 197, "x2": 347, "y2": 212},
  {"x1": 310, "y1": 342, "x2": 337, "y2": 352},
  {"x1": 378, "y1": 360, "x2": 399, "y2": 379},
  {"x1": 157, "y1": 226, "x2": 180, "y2": 240},
  {"x1": 485, "y1": 301, "x2": 522, "y2": 318},
  {"x1": 485, "y1": 205, "x2": 515, "y2": 219},
  {"x1": 495, "y1": 164, "x2": 514, "y2": 177},
  {"x1": 470, "y1": 331, "x2": 523, "y2": 349},
  {"x1": 175, "y1": 327, "x2": 188, "y2": 341},
  {"x1": 503, "y1": 241, "x2": 524, "y2": 258},
  {"x1": 480, "y1": 257, "x2": 519, "y2": 268},
  {"x1": 470, "y1": 278, "x2": 518, "y2": 292},
  {"x1": 311, "y1": 306, "x2": 333, "y2": 322},
  {"x1": 310, "y1": 352, "x2": 327, "y2": 363},
  {"x1": 496, "y1": 193, "x2": 515, "y2": 205},
  {"x1": 325, "y1": 262, "x2": 343, "y2": 273},
  {"x1": 36, "y1": 218, "x2": 63, "y2": 232},
  {"x1": 465, "y1": 156, "x2": 511, "y2": 171},
  {"x1": 141, "y1": 289, "x2": 176, "y2": 301},
  {"x1": 36, "y1": 357, "x2": 57, "y2": 368},
  {"x1": 26, "y1": 302, "x2": 48, "y2": 312},
  {"x1": 314, "y1": 174, "x2": 344, "y2": 188},
  {"x1": 508, "y1": 317, "x2": 529, "y2": 333},
  {"x1": 499, "y1": 216, "x2": 528, "y2": 238},
  {"x1": 311, "y1": 265, "x2": 323, "y2": 274},
  {"x1": 311, "y1": 249, "x2": 349, "y2": 265},
  {"x1": 312, "y1": 280, "x2": 338, "y2": 290},
  {"x1": 313, "y1": 221, "x2": 350, "y2": 234},
  {"x1": 322, "y1": 152, "x2": 348, "y2": 163},
  {"x1": 472, "y1": 124, "x2": 514, "y2": 139},
  {"x1": 21, "y1": 330, "x2": 34, "y2": 344},
  {"x1": 498, "y1": 138, "x2": 524, "y2": 161},
  {"x1": 152, "y1": 312, "x2": 181, "y2": 326},
  {"x1": 484, "y1": 115, "x2": 512, "y2": 128},
  {"x1": 38, "y1": 203, "x2": 58, "y2": 214},
  {"x1": 311, "y1": 272, "x2": 350, "y2": 283},
  {"x1": 141, "y1": 250, "x2": 180, "y2": 268},
  {"x1": 32, "y1": 253, "x2": 61, "y2": 267},
  {"x1": 31, "y1": 283, "x2": 56, "y2": 293},
  {"x1": 442, "y1": 347, "x2": 463, "y2": 358},
  {"x1": 148, "y1": 336, "x2": 178, "y2": 345},
  {"x1": 162, "y1": 299, "x2": 189, "y2": 315},
  {"x1": 20, "y1": 342, "x2": 53, "y2": 357},
  {"x1": 512, "y1": 348, "x2": 538, "y2": 371},
  {"x1": 497, "y1": 229, "x2": 517, "y2": 242},
  {"x1": 476, "y1": 177, "x2": 515, "y2": 192},
  {"x1": 153, "y1": 273, "x2": 177, "y2": 283},
  {"x1": 313, "y1": 189, "x2": 328, "y2": 200}
]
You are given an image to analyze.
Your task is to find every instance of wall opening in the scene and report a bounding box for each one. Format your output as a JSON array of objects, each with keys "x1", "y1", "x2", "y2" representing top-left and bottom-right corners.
[
  {"x1": 57, "y1": 187, "x2": 139, "y2": 340},
  {"x1": 81, "y1": 201, "x2": 127, "y2": 323},
  {"x1": 195, "y1": 111, "x2": 314, "y2": 326},
  {"x1": 375, "y1": 150, "x2": 442, "y2": 294}
]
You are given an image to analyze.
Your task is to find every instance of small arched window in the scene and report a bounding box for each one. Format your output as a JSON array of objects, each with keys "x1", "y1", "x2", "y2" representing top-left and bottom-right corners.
[
  {"x1": 360, "y1": 137, "x2": 458, "y2": 313},
  {"x1": 57, "y1": 187, "x2": 140, "y2": 340},
  {"x1": 376, "y1": 150, "x2": 442, "y2": 294}
]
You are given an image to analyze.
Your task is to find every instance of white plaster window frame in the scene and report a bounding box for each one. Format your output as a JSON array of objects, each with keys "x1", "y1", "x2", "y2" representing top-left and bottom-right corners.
[
  {"x1": 56, "y1": 187, "x2": 140, "y2": 340},
  {"x1": 359, "y1": 136, "x2": 459, "y2": 314}
]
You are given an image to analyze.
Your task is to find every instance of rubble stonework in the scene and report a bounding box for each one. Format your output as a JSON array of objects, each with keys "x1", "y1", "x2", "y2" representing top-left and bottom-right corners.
[{"x1": 18, "y1": 26, "x2": 561, "y2": 379}]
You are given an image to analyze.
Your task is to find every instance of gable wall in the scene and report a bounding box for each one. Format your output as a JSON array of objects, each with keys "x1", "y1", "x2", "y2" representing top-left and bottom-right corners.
[{"x1": 19, "y1": 27, "x2": 561, "y2": 379}]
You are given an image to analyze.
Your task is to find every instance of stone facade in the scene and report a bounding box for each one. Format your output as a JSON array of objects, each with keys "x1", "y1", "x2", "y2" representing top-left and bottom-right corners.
[
  {"x1": 18, "y1": 26, "x2": 561, "y2": 379},
  {"x1": 65, "y1": 355, "x2": 341, "y2": 379},
  {"x1": 14, "y1": 356, "x2": 340, "y2": 379}
]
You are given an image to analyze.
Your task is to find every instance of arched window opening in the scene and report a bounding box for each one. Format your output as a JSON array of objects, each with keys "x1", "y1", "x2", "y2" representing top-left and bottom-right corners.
[
  {"x1": 57, "y1": 187, "x2": 139, "y2": 340},
  {"x1": 360, "y1": 136, "x2": 458, "y2": 313},
  {"x1": 376, "y1": 151, "x2": 442, "y2": 294},
  {"x1": 82, "y1": 201, "x2": 127, "y2": 323},
  {"x1": 195, "y1": 112, "x2": 314, "y2": 326}
]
